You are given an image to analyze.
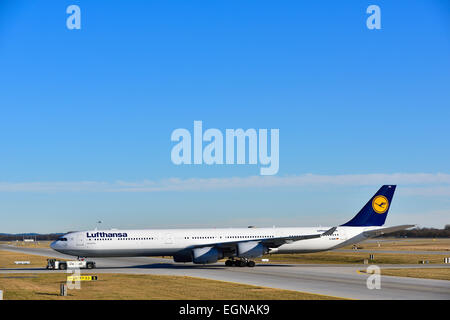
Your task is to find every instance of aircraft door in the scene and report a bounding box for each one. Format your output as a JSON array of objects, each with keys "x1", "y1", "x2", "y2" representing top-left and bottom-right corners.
[
  {"x1": 164, "y1": 233, "x2": 173, "y2": 244},
  {"x1": 76, "y1": 235, "x2": 85, "y2": 247},
  {"x1": 337, "y1": 228, "x2": 348, "y2": 241}
]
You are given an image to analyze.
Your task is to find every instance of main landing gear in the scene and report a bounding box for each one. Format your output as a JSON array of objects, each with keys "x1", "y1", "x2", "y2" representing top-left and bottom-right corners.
[{"x1": 225, "y1": 258, "x2": 255, "y2": 267}]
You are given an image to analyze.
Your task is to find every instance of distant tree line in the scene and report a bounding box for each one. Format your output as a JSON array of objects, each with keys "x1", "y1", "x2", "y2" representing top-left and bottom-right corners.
[
  {"x1": 0, "y1": 233, "x2": 63, "y2": 241},
  {"x1": 382, "y1": 225, "x2": 450, "y2": 238}
]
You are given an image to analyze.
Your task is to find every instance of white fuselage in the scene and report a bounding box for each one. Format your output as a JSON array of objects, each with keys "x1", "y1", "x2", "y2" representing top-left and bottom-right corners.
[{"x1": 51, "y1": 226, "x2": 379, "y2": 258}]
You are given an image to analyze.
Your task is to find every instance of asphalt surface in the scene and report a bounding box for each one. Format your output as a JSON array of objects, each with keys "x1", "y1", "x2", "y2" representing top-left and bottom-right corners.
[
  {"x1": 1, "y1": 245, "x2": 449, "y2": 300},
  {"x1": 334, "y1": 249, "x2": 450, "y2": 255}
]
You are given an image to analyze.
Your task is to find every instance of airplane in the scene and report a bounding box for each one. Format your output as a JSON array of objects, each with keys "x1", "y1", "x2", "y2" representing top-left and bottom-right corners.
[{"x1": 50, "y1": 185, "x2": 413, "y2": 267}]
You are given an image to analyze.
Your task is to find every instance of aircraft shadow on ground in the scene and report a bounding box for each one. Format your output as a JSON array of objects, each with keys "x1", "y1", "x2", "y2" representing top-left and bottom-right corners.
[{"x1": 0, "y1": 267, "x2": 47, "y2": 272}]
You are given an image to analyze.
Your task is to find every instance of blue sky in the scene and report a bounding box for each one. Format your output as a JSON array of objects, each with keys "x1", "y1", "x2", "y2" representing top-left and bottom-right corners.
[{"x1": 0, "y1": 0, "x2": 449, "y2": 233}]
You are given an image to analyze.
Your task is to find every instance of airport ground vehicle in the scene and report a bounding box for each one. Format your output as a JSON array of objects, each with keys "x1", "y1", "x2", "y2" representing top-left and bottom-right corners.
[{"x1": 46, "y1": 258, "x2": 96, "y2": 270}]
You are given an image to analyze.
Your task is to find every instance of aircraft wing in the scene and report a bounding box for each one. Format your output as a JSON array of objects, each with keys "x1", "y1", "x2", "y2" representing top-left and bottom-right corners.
[
  {"x1": 193, "y1": 227, "x2": 336, "y2": 251},
  {"x1": 362, "y1": 224, "x2": 415, "y2": 238},
  {"x1": 258, "y1": 227, "x2": 335, "y2": 248}
]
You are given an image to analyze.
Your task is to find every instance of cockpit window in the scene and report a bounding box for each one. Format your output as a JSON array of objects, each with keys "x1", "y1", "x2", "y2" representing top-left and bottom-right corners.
[{"x1": 58, "y1": 237, "x2": 68, "y2": 241}]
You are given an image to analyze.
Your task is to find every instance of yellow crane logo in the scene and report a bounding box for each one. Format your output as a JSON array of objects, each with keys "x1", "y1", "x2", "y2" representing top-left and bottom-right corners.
[{"x1": 372, "y1": 195, "x2": 389, "y2": 214}]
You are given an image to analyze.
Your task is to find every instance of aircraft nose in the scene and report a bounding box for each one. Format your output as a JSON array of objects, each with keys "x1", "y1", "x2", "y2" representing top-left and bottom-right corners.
[{"x1": 50, "y1": 240, "x2": 58, "y2": 250}]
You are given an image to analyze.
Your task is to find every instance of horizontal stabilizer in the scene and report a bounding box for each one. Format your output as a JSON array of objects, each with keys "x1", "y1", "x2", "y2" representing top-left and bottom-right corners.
[{"x1": 362, "y1": 225, "x2": 415, "y2": 238}]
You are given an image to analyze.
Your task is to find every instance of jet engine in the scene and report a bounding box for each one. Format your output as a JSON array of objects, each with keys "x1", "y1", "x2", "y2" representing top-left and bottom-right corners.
[
  {"x1": 237, "y1": 241, "x2": 267, "y2": 258},
  {"x1": 173, "y1": 251, "x2": 193, "y2": 263},
  {"x1": 192, "y1": 247, "x2": 223, "y2": 264}
]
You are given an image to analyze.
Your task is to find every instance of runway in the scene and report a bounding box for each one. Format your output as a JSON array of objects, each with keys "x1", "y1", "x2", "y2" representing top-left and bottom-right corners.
[{"x1": 1, "y1": 245, "x2": 449, "y2": 300}]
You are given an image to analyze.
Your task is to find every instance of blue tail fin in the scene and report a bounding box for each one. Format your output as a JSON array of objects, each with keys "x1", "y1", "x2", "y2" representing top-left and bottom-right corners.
[{"x1": 341, "y1": 185, "x2": 396, "y2": 227}]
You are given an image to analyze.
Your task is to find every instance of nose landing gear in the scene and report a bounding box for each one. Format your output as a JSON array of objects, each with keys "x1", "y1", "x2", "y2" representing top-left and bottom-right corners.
[{"x1": 225, "y1": 258, "x2": 255, "y2": 267}]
